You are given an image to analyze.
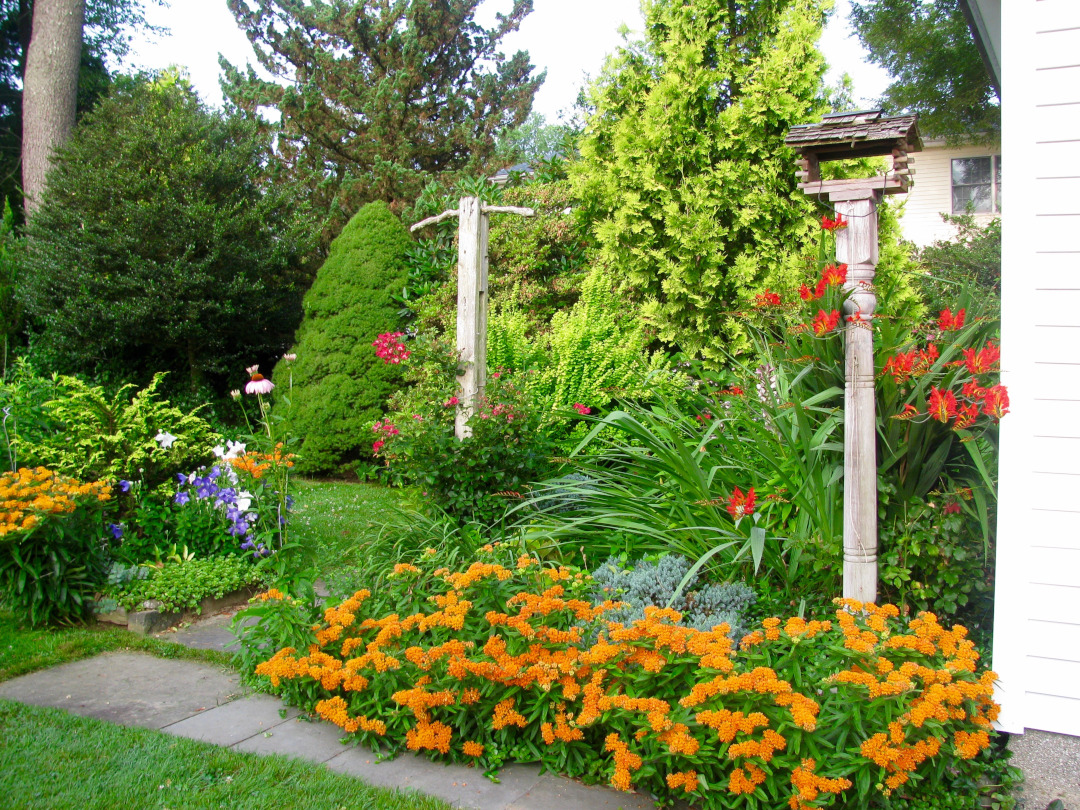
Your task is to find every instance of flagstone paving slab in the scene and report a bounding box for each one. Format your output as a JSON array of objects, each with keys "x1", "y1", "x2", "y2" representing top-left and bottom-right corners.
[
  {"x1": 506, "y1": 772, "x2": 657, "y2": 810},
  {"x1": 161, "y1": 693, "x2": 299, "y2": 746},
  {"x1": 230, "y1": 712, "x2": 351, "y2": 762},
  {"x1": 0, "y1": 651, "x2": 241, "y2": 729}
]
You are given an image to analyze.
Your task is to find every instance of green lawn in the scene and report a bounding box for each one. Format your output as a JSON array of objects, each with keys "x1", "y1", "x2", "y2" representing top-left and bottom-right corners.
[
  {"x1": 290, "y1": 478, "x2": 407, "y2": 571},
  {"x1": 0, "y1": 699, "x2": 451, "y2": 810}
]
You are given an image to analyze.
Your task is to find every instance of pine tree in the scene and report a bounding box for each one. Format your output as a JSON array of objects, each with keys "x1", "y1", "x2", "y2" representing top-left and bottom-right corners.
[
  {"x1": 278, "y1": 201, "x2": 411, "y2": 474},
  {"x1": 570, "y1": 0, "x2": 830, "y2": 364},
  {"x1": 222, "y1": 0, "x2": 542, "y2": 242}
]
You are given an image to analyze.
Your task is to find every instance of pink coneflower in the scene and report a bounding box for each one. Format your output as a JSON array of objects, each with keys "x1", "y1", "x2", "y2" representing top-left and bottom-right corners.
[{"x1": 245, "y1": 365, "x2": 275, "y2": 395}]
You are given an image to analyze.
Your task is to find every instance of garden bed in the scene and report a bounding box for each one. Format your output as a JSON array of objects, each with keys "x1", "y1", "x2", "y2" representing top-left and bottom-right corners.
[{"x1": 96, "y1": 585, "x2": 259, "y2": 636}]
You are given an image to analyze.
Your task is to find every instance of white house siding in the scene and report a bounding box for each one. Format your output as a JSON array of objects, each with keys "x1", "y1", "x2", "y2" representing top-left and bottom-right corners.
[
  {"x1": 994, "y1": 0, "x2": 1080, "y2": 736},
  {"x1": 898, "y1": 141, "x2": 1000, "y2": 247}
]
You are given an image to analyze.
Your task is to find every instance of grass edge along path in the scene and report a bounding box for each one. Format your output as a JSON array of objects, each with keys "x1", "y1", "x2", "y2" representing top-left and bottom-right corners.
[{"x1": 0, "y1": 698, "x2": 452, "y2": 810}]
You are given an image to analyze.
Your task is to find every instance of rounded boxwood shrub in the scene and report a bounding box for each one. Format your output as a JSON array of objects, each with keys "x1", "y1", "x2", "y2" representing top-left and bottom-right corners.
[{"x1": 276, "y1": 202, "x2": 411, "y2": 474}]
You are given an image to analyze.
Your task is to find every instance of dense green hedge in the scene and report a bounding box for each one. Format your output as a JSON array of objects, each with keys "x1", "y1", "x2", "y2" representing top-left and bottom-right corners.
[{"x1": 277, "y1": 202, "x2": 411, "y2": 474}]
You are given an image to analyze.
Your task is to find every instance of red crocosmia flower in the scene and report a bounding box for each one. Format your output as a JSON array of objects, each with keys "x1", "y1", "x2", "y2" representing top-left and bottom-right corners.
[
  {"x1": 573, "y1": 403, "x2": 591, "y2": 415},
  {"x1": 962, "y1": 381, "x2": 987, "y2": 400},
  {"x1": 964, "y1": 341, "x2": 1001, "y2": 375},
  {"x1": 938, "y1": 307, "x2": 967, "y2": 331},
  {"x1": 755, "y1": 289, "x2": 781, "y2": 307},
  {"x1": 928, "y1": 387, "x2": 958, "y2": 423},
  {"x1": 723, "y1": 386, "x2": 744, "y2": 396},
  {"x1": 982, "y1": 385, "x2": 1010, "y2": 419},
  {"x1": 894, "y1": 403, "x2": 919, "y2": 420},
  {"x1": 883, "y1": 353, "x2": 914, "y2": 383},
  {"x1": 727, "y1": 487, "x2": 756, "y2": 519},
  {"x1": 811, "y1": 309, "x2": 840, "y2": 336},
  {"x1": 799, "y1": 284, "x2": 816, "y2": 301},
  {"x1": 821, "y1": 263, "x2": 848, "y2": 286},
  {"x1": 953, "y1": 403, "x2": 980, "y2": 430},
  {"x1": 942, "y1": 501, "x2": 962, "y2": 515},
  {"x1": 821, "y1": 213, "x2": 848, "y2": 232},
  {"x1": 846, "y1": 311, "x2": 865, "y2": 323},
  {"x1": 917, "y1": 344, "x2": 940, "y2": 371}
]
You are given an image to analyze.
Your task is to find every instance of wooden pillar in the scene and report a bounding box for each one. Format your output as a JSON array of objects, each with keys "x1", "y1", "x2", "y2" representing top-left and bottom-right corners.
[
  {"x1": 832, "y1": 188, "x2": 882, "y2": 603},
  {"x1": 455, "y1": 197, "x2": 486, "y2": 438},
  {"x1": 411, "y1": 198, "x2": 533, "y2": 441}
]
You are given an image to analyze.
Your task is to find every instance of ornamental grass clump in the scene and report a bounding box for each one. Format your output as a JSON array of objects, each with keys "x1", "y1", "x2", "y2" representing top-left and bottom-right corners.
[
  {"x1": 248, "y1": 548, "x2": 1001, "y2": 809},
  {"x1": 0, "y1": 467, "x2": 113, "y2": 625}
]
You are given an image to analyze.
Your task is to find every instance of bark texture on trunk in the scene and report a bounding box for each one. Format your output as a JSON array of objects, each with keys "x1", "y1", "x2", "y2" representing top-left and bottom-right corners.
[{"x1": 22, "y1": 0, "x2": 85, "y2": 217}]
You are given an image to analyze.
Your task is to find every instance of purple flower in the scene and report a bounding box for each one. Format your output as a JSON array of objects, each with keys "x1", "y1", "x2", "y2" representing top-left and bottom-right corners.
[
  {"x1": 174, "y1": 491, "x2": 190, "y2": 506},
  {"x1": 118, "y1": 480, "x2": 131, "y2": 493},
  {"x1": 176, "y1": 473, "x2": 187, "y2": 484},
  {"x1": 108, "y1": 523, "x2": 123, "y2": 540}
]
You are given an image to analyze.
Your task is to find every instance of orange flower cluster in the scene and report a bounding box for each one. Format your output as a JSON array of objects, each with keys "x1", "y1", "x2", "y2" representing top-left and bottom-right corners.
[
  {"x1": 252, "y1": 559, "x2": 1000, "y2": 805},
  {"x1": 228, "y1": 444, "x2": 296, "y2": 479},
  {"x1": 665, "y1": 770, "x2": 698, "y2": 793},
  {"x1": 0, "y1": 467, "x2": 111, "y2": 537},
  {"x1": 605, "y1": 733, "x2": 643, "y2": 792},
  {"x1": 789, "y1": 758, "x2": 852, "y2": 809}
]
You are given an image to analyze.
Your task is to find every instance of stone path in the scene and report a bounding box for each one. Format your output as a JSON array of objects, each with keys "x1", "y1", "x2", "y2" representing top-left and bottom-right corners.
[{"x1": 0, "y1": 605, "x2": 656, "y2": 810}]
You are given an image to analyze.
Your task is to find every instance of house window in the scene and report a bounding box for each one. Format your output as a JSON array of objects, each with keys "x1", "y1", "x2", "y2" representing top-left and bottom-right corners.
[{"x1": 951, "y1": 155, "x2": 1002, "y2": 214}]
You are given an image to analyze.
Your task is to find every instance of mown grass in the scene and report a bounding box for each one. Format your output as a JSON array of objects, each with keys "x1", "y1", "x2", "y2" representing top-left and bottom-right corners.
[
  {"x1": 0, "y1": 699, "x2": 451, "y2": 810},
  {"x1": 290, "y1": 479, "x2": 407, "y2": 572}
]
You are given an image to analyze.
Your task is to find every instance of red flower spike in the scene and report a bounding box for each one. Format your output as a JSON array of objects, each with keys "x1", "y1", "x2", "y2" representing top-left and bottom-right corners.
[
  {"x1": 755, "y1": 289, "x2": 781, "y2": 307},
  {"x1": 942, "y1": 501, "x2": 962, "y2": 515},
  {"x1": 727, "y1": 487, "x2": 756, "y2": 519},
  {"x1": 811, "y1": 309, "x2": 840, "y2": 336},
  {"x1": 982, "y1": 385, "x2": 1010, "y2": 420},
  {"x1": 821, "y1": 263, "x2": 848, "y2": 287},
  {"x1": 962, "y1": 381, "x2": 987, "y2": 400},
  {"x1": 821, "y1": 213, "x2": 848, "y2": 232},
  {"x1": 928, "y1": 387, "x2": 958, "y2": 423},
  {"x1": 893, "y1": 404, "x2": 919, "y2": 420},
  {"x1": 938, "y1": 308, "x2": 967, "y2": 332},
  {"x1": 953, "y1": 403, "x2": 980, "y2": 431},
  {"x1": 964, "y1": 341, "x2": 1001, "y2": 375},
  {"x1": 798, "y1": 284, "x2": 815, "y2": 301}
]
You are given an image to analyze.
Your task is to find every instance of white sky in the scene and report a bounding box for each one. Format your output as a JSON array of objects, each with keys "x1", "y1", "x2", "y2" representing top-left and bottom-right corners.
[{"x1": 127, "y1": 0, "x2": 892, "y2": 121}]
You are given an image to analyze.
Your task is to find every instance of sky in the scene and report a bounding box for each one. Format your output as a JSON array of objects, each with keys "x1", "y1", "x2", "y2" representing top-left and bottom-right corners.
[{"x1": 126, "y1": 0, "x2": 892, "y2": 121}]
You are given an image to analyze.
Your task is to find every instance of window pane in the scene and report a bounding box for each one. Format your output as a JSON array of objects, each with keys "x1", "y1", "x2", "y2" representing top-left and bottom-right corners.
[
  {"x1": 953, "y1": 184, "x2": 993, "y2": 214},
  {"x1": 995, "y1": 156, "x2": 1002, "y2": 212},
  {"x1": 952, "y1": 157, "x2": 992, "y2": 186}
]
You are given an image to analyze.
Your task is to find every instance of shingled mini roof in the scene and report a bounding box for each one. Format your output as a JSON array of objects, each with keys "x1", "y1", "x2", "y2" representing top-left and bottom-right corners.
[{"x1": 785, "y1": 110, "x2": 922, "y2": 195}]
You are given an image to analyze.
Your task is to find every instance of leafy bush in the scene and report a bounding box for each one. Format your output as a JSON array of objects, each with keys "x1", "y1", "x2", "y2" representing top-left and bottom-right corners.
[
  {"x1": 20, "y1": 73, "x2": 314, "y2": 389},
  {"x1": 0, "y1": 356, "x2": 58, "y2": 471},
  {"x1": 247, "y1": 549, "x2": 1005, "y2": 809},
  {"x1": 278, "y1": 201, "x2": 411, "y2": 474},
  {"x1": 111, "y1": 554, "x2": 261, "y2": 614},
  {"x1": 0, "y1": 468, "x2": 113, "y2": 626},
  {"x1": 378, "y1": 337, "x2": 556, "y2": 525},
  {"x1": 591, "y1": 555, "x2": 756, "y2": 640},
  {"x1": 15, "y1": 373, "x2": 219, "y2": 490},
  {"x1": 916, "y1": 216, "x2": 1001, "y2": 308}
]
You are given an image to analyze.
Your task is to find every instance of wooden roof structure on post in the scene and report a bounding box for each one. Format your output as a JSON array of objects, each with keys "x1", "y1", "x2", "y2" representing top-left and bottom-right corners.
[{"x1": 785, "y1": 110, "x2": 922, "y2": 196}]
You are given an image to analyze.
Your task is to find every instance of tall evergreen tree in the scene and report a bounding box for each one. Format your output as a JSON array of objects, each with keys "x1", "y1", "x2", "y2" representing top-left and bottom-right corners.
[
  {"x1": 570, "y1": 0, "x2": 829, "y2": 363},
  {"x1": 849, "y1": 0, "x2": 998, "y2": 140},
  {"x1": 221, "y1": 0, "x2": 540, "y2": 243},
  {"x1": 222, "y1": 0, "x2": 542, "y2": 242}
]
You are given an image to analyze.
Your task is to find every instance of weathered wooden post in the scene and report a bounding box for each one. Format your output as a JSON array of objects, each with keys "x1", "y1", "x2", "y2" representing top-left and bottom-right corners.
[
  {"x1": 785, "y1": 111, "x2": 922, "y2": 603},
  {"x1": 412, "y1": 197, "x2": 534, "y2": 439}
]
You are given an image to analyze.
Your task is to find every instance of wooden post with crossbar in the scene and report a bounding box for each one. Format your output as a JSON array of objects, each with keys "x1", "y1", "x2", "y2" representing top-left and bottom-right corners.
[{"x1": 412, "y1": 197, "x2": 534, "y2": 439}]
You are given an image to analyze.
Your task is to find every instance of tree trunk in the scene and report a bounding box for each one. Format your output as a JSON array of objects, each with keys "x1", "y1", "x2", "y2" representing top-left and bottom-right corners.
[{"x1": 21, "y1": 0, "x2": 84, "y2": 217}]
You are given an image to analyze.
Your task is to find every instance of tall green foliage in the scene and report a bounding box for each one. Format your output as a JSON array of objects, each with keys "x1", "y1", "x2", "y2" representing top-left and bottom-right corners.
[
  {"x1": 222, "y1": 0, "x2": 541, "y2": 243},
  {"x1": 570, "y1": 0, "x2": 829, "y2": 363},
  {"x1": 19, "y1": 74, "x2": 314, "y2": 390},
  {"x1": 280, "y1": 202, "x2": 411, "y2": 474}
]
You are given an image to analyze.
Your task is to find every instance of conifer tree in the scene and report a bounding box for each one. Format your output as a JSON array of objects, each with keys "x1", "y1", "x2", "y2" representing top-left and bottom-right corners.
[
  {"x1": 277, "y1": 201, "x2": 411, "y2": 474},
  {"x1": 222, "y1": 0, "x2": 542, "y2": 242},
  {"x1": 570, "y1": 0, "x2": 829, "y2": 363}
]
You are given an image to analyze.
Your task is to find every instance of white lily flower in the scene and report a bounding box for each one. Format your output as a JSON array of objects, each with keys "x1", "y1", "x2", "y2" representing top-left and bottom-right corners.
[{"x1": 154, "y1": 431, "x2": 178, "y2": 449}]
